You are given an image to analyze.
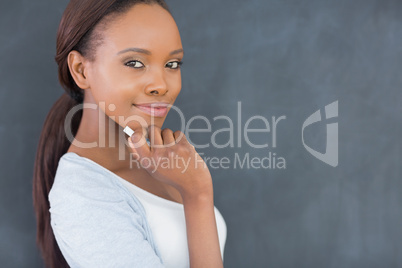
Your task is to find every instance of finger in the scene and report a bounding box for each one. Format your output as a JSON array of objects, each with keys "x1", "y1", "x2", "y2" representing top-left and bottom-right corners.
[
  {"x1": 173, "y1": 130, "x2": 188, "y2": 145},
  {"x1": 148, "y1": 125, "x2": 163, "y2": 148},
  {"x1": 128, "y1": 126, "x2": 151, "y2": 158},
  {"x1": 161, "y1": 128, "x2": 176, "y2": 147}
]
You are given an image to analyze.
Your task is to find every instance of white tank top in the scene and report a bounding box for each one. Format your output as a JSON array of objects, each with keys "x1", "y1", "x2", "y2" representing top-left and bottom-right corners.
[{"x1": 116, "y1": 177, "x2": 227, "y2": 268}]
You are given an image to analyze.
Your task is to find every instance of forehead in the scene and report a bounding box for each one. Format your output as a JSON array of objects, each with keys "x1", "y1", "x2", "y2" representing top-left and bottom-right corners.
[{"x1": 99, "y1": 3, "x2": 182, "y2": 53}]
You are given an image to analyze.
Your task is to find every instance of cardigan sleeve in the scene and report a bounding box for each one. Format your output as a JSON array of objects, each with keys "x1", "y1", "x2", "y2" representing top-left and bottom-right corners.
[{"x1": 48, "y1": 169, "x2": 165, "y2": 268}]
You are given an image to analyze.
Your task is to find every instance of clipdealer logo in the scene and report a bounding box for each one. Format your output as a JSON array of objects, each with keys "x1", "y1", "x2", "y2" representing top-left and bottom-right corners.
[
  {"x1": 302, "y1": 101, "x2": 338, "y2": 167},
  {"x1": 63, "y1": 100, "x2": 339, "y2": 170}
]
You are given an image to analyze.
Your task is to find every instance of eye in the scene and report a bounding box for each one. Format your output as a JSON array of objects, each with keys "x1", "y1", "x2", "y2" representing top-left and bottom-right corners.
[
  {"x1": 125, "y1": 60, "x2": 144, "y2": 68},
  {"x1": 166, "y1": 61, "x2": 183, "y2": 69}
]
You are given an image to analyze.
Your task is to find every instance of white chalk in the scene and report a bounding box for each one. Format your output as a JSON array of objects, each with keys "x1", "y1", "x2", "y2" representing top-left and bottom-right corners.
[
  {"x1": 124, "y1": 125, "x2": 150, "y2": 145},
  {"x1": 123, "y1": 126, "x2": 135, "y2": 137}
]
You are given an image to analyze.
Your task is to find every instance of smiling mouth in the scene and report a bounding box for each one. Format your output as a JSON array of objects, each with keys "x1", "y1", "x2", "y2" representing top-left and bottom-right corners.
[{"x1": 133, "y1": 104, "x2": 169, "y2": 117}]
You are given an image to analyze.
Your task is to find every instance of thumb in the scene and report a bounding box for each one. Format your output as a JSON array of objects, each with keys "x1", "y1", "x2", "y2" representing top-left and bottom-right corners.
[{"x1": 127, "y1": 126, "x2": 150, "y2": 159}]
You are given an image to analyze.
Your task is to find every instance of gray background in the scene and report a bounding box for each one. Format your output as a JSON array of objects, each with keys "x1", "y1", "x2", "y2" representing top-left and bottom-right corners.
[{"x1": 1, "y1": 0, "x2": 401, "y2": 267}]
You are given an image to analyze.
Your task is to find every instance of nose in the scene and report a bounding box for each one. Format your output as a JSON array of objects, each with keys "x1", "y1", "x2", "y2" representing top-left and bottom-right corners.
[{"x1": 145, "y1": 69, "x2": 168, "y2": 96}]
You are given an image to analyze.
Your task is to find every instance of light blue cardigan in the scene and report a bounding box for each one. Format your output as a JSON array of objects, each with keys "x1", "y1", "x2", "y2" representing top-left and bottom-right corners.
[{"x1": 49, "y1": 152, "x2": 165, "y2": 267}]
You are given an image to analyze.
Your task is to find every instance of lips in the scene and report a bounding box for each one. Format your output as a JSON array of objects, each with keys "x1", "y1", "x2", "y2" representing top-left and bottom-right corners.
[{"x1": 134, "y1": 102, "x2": 169, "y2": 117}]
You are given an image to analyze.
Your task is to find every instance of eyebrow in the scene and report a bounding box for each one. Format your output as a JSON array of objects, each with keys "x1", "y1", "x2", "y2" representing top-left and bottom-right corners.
[{"x1": 116, "y1": 47, "x2": 183, "y2": 56}]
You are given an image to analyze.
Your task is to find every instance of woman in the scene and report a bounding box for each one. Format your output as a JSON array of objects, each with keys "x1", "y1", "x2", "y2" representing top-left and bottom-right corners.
[{"x1": 32, "y1": 0, "x2": 227, "y2": 267}]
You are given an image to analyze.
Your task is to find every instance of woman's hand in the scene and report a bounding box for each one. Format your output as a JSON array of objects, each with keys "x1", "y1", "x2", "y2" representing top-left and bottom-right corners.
[
  {"x1": 128, "y1": 125, "x2": 223, "y2": 267},
  {"x1": 127, "y1": 125, "x2": 213, "y2": 198}
]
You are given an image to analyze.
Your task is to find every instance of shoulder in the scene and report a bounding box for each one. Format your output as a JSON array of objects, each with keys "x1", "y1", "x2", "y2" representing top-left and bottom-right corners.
[
  {"x1": 48, "y1": 152, "x2": 149, "y2": 240},
  {"x1": 50, "y1": 153, "x2": 119, "y2": 200},
  {"x1": 47, "y1": 153, "x2": 165, "y2": 267},
  {"x1": 48, "y1": 152, "x2": 143, "y2": 216}
]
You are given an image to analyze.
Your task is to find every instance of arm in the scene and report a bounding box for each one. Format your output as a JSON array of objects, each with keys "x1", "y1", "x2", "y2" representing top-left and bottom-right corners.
[{"x1": 181, "y1": 188, "x2": 224, "y2": 268}]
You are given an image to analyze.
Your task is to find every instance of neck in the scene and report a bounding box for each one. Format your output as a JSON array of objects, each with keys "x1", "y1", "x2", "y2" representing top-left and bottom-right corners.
[{"x1": 69, "y1": 101, "x2": 133, "y2": 172}]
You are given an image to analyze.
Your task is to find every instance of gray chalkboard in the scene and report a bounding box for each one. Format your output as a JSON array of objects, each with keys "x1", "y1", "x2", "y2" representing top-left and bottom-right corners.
[{"x1": 1, "y1": 0, "x2": 401, "y2": 267}]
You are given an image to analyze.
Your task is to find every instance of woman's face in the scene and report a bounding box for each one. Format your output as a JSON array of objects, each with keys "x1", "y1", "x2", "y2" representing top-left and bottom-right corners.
[{"x1": 80, "y1": 3, "x2": 183, "y2": 131}]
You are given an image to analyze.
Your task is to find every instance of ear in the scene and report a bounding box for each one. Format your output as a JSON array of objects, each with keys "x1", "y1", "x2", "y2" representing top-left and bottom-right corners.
[{"x1": 67, "y1": 50, "x2": 90, "y2": 90}]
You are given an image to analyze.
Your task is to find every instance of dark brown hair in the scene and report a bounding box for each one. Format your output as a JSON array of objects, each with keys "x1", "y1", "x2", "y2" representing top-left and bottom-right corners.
[{"x1": 32, "y1": 0, "x2": 170, "y2": 267}]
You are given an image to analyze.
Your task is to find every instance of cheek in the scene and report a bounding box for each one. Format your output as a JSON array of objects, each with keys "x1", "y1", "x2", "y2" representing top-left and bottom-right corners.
[
  {"x1": 89, "y1": 67, "x2": 140, "y2": 116},
  {"x1": 167, "y1": 72, "x2": 182, "y2": 96}
]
